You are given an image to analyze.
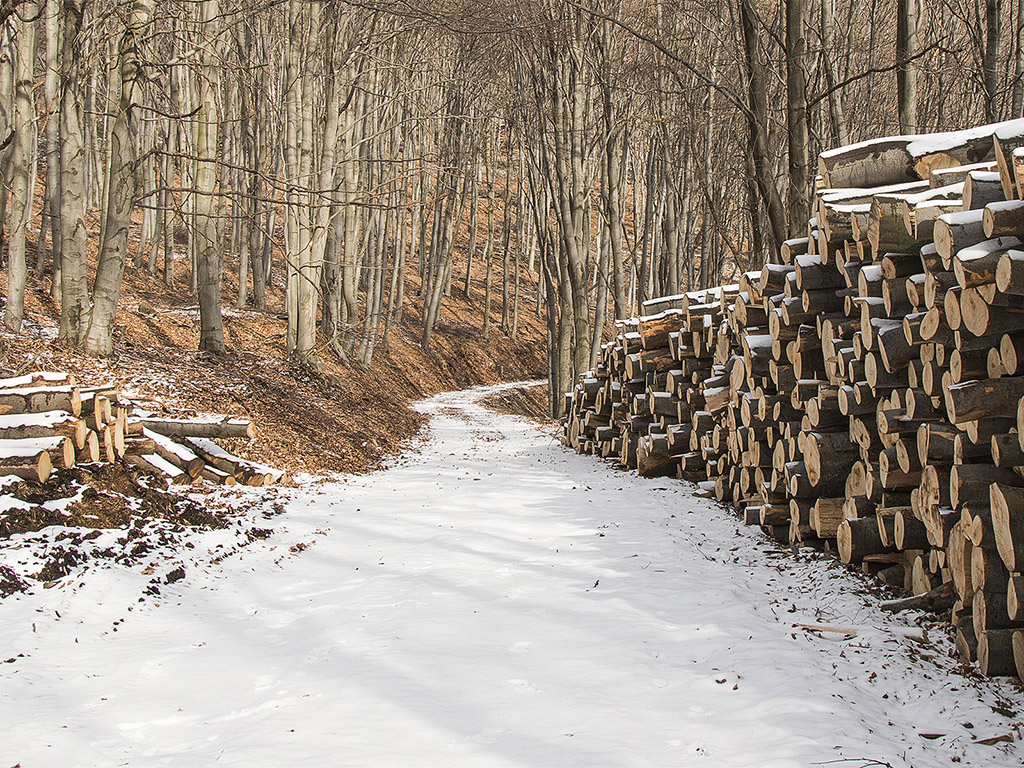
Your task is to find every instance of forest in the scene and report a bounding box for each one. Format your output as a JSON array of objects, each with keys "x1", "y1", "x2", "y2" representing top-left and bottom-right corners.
[
  {"x1": 7, "y1": 3, "x2": 1024, "y2": 762},
  {"x1": 0, "y1": 0, "x2": 1021, "y2": 414}
]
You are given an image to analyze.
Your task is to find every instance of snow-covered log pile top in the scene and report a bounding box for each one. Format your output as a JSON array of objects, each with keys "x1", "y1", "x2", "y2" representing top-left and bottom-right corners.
[{"x1": 565, "y1": 117, "x2": 1024, "y2": 683}]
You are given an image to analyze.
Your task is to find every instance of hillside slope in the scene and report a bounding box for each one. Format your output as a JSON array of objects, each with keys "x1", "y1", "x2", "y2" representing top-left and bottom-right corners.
[{"x1": 1, "y1": 240, "x2": 551, "y2": 477}]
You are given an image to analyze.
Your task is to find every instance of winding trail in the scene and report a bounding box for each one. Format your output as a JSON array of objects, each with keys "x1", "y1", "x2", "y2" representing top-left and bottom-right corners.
[{"x1": 1, "y1": 382, "x2": 1022, "y2": 767}]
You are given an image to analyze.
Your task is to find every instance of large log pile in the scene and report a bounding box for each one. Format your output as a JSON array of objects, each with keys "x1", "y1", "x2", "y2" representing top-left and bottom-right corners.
[
  {"x1": 0, "y1": 371, "x2": 285, "y2": 487},
  {"x1": 564, "y1": 118, "x2": 1024, "y2": 682}
]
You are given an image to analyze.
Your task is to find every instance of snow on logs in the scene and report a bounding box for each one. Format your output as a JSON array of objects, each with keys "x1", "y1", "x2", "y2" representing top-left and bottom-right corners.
[
  {"x1": 563, "y1": 116, "x2": 1024, "y2": 682},
  {"x1": 0, "y1": 374, "x2": 284, "y2": 488}
]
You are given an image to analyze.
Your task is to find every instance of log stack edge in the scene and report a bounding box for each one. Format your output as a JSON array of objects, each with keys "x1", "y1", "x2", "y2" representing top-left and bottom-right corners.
[
  {"x1": 0, "y1": 371, "x2": 286, "y2": 488},
  {"x1": 563, "y1": 118, "x2": 1024, "y2": 682}
]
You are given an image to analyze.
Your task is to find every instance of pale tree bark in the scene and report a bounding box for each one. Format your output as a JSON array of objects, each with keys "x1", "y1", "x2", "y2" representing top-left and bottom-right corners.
[
  {"x1": 3, "y1": 1, "x2": 37, "y2": 333},
  {"x1": 421, "y1": 81, "x2": 466, "y2": 351},
  {"x1": 819, "y1": 0, "x2": 849, "y2": 146},
  {"x1": 0, "y1": 26, "x2": 14, "y2": 261},
  {"x1": 897, "y1": 0, "x2": 919, "y2": 133},
  {"x1": 481, "y1": 130, "x2": 495, "y2": 340},
  {"x1": 299, "y1": 6, "x2": 343, "y2": 364},
  {"x1": 1013, "y1": 0, "x2": 1024, "y2": 117},
  {"x1": 785, "y1": 0, "x2": 810, "y2": 233},
  {"x1": 548, "y1": 35, "x2": 593, "y2": 387},
  {"x1": 83, "y1": 0, "x2": 156, "y2": 356},
  {"x1": 282, "y1": 2, "x2": 301, "y2": 353},
  {"x1": 463, "y1": 159, "x2": 479, "y2": 296},
  {"x1": 983, "y1": 0, "x2": 1002, "y2": 122},
  {"x1": 589, "y1": 218, "x2": 609, "y2": 368},
  {"x1": 285, "y1": 0, "x2": 319, "y2": 360},
  {"x1": 57, "y1": 0, "x2": 90, "y2": 347},
  {"x1": 738, "y1": 0, "x2": 788, "y2": 250},
  {"x1": 194, "y1": 0, "x2": 224, "y2": 354},
  {"x1": 160, "y1": 119, "x2": 175, "y2": 287},
  {"x1": 499, "y1": 134, "x2": 512, "y2": 331},
  {"x1": 36, "y1": 0, "x2": 61, "y2": 299},
  {"x1": 594, "y1": 15, "x2": 628, "y2": 321},
  {"x1": 338, "y1": 65, "x2": 362, "y2": 357},
  {"x1": 604, "y1": 125, "x2": 627, "y2": 320}
]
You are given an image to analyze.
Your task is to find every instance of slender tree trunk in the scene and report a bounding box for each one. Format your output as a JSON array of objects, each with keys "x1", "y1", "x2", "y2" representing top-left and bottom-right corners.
[
  {"x1": 58, "y1": 0, "x2": 90, "y2": 347},
  {"x1": 161, "y1": 121, "x2": 175, "y2": 287},
  {"x1": 38, "y1": 0, "x2": 62, "y2": 299},
  {"x1": 195, "y1": 0, "x2": 224, "y2": 354},
  {"x1": 738, "y1": 0, "x2": 788, "y2": 250},
  {"x1": 482, "y1": 155, "x2": 495, "y2": 340},
  {"x1": 3, "y1": 2, "x2": 38, "y2": 333},
  {"x1": 786, "y1": 0, "x2": 810, "y2": 233},
  {"x1": 897, "y1": 0, "x2": 919, "y2": 133},
  {"x1": 0, "y1": 27, "x2": 13, "y2": 272},
  {"x1": 589, "y1": 223, "x2": 609, "y2": 368},
  {"x1": 819, "y1": 0, "x2": 850, "y2": 146},
  {"x1": 463, "y1": 162, "x2": 479, "y2": 296},
  {"x1": 83, "y1": 0, "x2": 156, "y2": 356},
  {"x1": 294, "y1": 2, "x2": 330, "y2": 363},
  {"x1": 984, "y1": 0, "x2": 1002, "y2": 122},
  {"x1": 606, "y1": 126, "x2": 627, "y2": 320},
  {"x1": 1013, "y1": 0, "x2": 1024, "y2": 117}
]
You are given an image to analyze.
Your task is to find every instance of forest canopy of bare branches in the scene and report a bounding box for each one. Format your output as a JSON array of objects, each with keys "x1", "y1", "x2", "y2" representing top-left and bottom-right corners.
[{"x1": 0, "y1": 0, "x2": 1021, "y2": 414}]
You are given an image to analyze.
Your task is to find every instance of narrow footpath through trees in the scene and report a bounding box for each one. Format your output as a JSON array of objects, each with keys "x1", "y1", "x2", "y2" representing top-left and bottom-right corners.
[{"x1": 1, "y1": 383, "x2": 1021, "y2": 767}]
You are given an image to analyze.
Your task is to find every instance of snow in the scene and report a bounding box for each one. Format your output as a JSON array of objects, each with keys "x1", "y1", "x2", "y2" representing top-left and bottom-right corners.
[
  {"x1": 906, "y1": 119, "x2": 1024, "y2": 157},
  {"x1": 938, "y1": 209, "x2": 985, "y2": 227},
  {"x1": 0, "y1": 435, "x2": 68, "y2": 458},
  {"x1": 0, "y1": 383, "x2": 76, "y2": 396},
  {"x1": 957, "y1": 236, "x2": 1023, "y2": 261},
  {"x1": 994, "y1": 120, "x2": 1024, "y2": 141},
  {"x1": 0, "y1": 410, "x2": 77, "y2": 429},
  {"x1": 819, "y1": 180, "x2": 929, "y2": 201},
  {"x1": 819, "y1": 134, "x2": 916, "y2": 162},
  {"x1": 819, "y1": 118, "x2": 1024, "y2": 162},
  {"x1": 1, "y1": 382, "x2": 1022, "y2": 767},
  {"x1": 139, "y1": 451, "x2": 186, "y2": 478},
  {"x1": 0, "y1": 372, "x2": 70, "y2": 389},
  {"x1": 637, "y1": 308, "x2": 683, "y2": 324}
]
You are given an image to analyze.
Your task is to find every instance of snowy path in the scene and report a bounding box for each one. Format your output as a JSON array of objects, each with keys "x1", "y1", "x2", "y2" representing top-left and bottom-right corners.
[{"x1": 2, "y1": 382, "x2": 1022, "y2": 767}]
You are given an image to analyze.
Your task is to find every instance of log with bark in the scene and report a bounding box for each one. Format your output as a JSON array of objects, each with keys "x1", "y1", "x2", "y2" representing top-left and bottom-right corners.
[{"x1": 135, "y1": 416, "x2": 256, "y2": 440}]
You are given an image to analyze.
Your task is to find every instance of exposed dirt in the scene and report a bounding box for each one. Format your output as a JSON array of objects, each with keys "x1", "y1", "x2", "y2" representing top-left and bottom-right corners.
[
  {"x1": 479, "y1": 383, "x2": 552, "y2": 422},
  {"x1": 2, "y1": 464, "x2": 219, "y2": 538}
]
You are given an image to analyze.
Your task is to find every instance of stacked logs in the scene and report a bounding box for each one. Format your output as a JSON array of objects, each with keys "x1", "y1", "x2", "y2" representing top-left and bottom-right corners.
[
  {"x1": 564, "y1": 117, "x2": 1024, "y2": 681},
  {"x1": 0, "y1": 371, "x2": 285, "y2": 487}
]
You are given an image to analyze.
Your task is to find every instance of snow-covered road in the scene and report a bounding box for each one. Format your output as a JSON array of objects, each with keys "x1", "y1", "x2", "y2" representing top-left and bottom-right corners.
[{"x1": 2, "y1": 382, "x2": 1022, "y2": 767}]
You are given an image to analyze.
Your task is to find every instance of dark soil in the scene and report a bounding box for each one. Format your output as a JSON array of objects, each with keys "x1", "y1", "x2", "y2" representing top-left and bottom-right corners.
[{"x1": 2, "y1": 465, "x2": 219, "y2": 538}]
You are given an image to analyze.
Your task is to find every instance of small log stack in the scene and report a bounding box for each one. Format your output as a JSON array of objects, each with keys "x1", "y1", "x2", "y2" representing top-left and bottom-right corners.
[
  {"x1": 564, "y1": 117, "x2": 1024, "y2": 682},
  {"x1": 0, "y1": 371, "x2": 285, "y2": 488}
]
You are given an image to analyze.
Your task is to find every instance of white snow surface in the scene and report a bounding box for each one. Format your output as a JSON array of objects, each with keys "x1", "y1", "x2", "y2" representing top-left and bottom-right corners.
[{"x1": 2, "y1": 382, "x2": 1023, "y2": 767}]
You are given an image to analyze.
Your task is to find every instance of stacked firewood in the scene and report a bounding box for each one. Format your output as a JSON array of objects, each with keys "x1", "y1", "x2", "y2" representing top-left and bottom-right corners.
[
  {"x1": 564, "y1": 118, "x2": 1024, "y2": 681},
  {"x1": 0, "y1": 371, "x2": 285, "y2": 487}
]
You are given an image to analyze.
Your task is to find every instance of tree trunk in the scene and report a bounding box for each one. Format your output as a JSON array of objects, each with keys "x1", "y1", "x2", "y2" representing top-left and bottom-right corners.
[
  {"x1": 83, "y1": 0, "x2": 155, "y2": 356},
  {"x1": 195, "y1": 0, "x2": 224, "y2": 355},
  {"x1": 786, "y1": 0, "x2": 810, "y2": 235},
  {"x1": 739, "y1": 0, "x2": 788, "y2": 250},
  {"x1": 3, "y1": 2, "x2": 38, "y2": 333},
  {"x1": 57, "y1": 0, "x2": 90, "y2": 348},
  {"x1": 896, "y1": 0, "x2": 919, "y2": 133},
  {"x1": 984, "y1": 0, "x2": 1002, "y2": 122},
  {"x1": 39, "y1": 0, "x2": 62, "y2": 299}
]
